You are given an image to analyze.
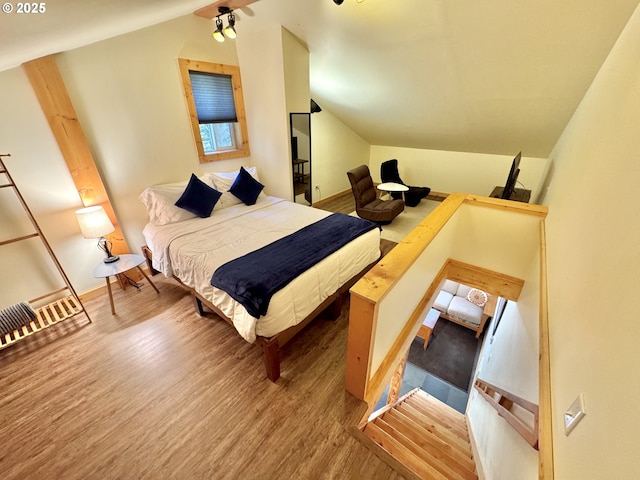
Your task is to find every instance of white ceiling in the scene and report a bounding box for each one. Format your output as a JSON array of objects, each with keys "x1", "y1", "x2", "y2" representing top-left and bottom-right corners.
[{"x1": 1, "y1": 0, "x2": 638, "y2": 158}]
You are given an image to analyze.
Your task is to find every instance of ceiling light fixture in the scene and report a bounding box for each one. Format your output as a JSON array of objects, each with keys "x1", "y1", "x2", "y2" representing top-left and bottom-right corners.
[
  {"x1": 212, "y1": 17, "x2": 225, "y2": 42},
  {"x1": 223, "y1": 11, "x2": 237, "y2": 39},
  {"x1": 211, "y1": 7, "x2": 237, "y2": 42}
]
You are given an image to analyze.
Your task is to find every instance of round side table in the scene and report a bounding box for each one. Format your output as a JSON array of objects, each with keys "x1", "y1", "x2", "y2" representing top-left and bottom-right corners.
[
  {"x1": 377, "y1": 182, "x2": 409, "y2": 202},
  {"x1": 93, "y1": 253, "x2": 159, "y2": 315}
]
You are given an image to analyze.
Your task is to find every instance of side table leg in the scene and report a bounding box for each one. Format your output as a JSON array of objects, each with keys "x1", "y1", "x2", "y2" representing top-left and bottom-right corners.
[
  {"x1": 423, "y1": 328, "x2": 432, "y2": 350},
  {"x1": 137, "y1": 266, "x2": 159, "y2": 293},
  {"x1": 106, "y1": 277, "x2": 115, "y2": 315}
]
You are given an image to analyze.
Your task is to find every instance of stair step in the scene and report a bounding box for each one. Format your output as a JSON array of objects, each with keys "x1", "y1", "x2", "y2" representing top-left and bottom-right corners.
[
  {"x1": 360, "y1": 388, "x2": 478, "y2": 479},
  {"x1": 363, "y1": 421, "x2": 449, "y2": 480},
  {"x1": 382, "y1": 409, "x2": 476, "y2": 472},
  {"x1": 405, "y1": 396, "x2": 469, "y2": 440},
  {"x1": 414, "y1": 390, "x2": 468, "y2": 427},
  {"x1": 396, "y1": 403, "x2": 473, "y2": 456},
  {"x1": 405, "y1": 395, "x2": 469, "y2": 440},
  {"x1": 377, "y1": 415, "x2": 478, "y2": 480}
]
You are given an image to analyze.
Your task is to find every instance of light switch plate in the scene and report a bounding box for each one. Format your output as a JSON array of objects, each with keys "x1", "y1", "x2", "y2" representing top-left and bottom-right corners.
[{"x1": 564, "y1": 393, "x2": 586, "y2": 436}]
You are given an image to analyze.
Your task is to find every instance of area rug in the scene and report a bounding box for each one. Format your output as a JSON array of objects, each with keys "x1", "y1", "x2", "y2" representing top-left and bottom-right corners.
[
  {"x1": 350, "y1": 199, "x2": 440, "y2": 243},
  {"x1": 407, "y1": 320, "x2": 481, "y2": 392}
]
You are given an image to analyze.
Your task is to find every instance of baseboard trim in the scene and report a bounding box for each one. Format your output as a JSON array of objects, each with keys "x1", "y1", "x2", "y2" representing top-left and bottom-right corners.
[
  {"x1": 312, "y1": 188, "x2": 352, "y2": 208},
  {"x1": 78, "y1": 266, "x2": 155, "y2": 303},
  {"x1": 466, "y1": 414, "x2": 486, "y2": 480},
  {"x1": 427, "y1": 191, "x2": 448, "y2": 201},
  {"x1": 311, "y1": 187, "x2": 448, "y2": 208}
]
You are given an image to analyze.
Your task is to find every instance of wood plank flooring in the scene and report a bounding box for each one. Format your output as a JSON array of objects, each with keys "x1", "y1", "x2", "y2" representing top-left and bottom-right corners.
[
  {"x1": 0, "y1": 274, "x2": 408, "y2": 480},
  {"x1": 316, "y1": 192, "x2": 397, "y2": 258},
  {"x1": 0, "y1": 195, "x2": 403, "y2": 479}
]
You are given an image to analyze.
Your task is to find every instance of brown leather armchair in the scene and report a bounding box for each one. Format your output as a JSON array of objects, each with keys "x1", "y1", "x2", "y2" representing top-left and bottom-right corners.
[{"x1": 347, "y1": 165, "x2": 404, "y2": 225}]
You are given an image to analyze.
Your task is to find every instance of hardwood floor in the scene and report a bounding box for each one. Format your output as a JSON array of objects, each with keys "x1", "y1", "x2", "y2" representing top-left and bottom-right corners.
[
  {"x1": 0, "y1": 193, "x2": 405, "y2": 479},
  {"x1": 0, "y1": 275, "x2": 408, "y2": 480},
  {"x1": 315, "y1": 191, "x2": 397, "y2": 258},
  {"x1": 313, "y1": 191, "x2": 355, "y2": 215}
]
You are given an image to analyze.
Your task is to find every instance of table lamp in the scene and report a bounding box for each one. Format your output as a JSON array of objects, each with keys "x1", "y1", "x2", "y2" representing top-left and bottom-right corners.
[{"x1": 75, "y1": 205, "x2": 120, "y2": 263}]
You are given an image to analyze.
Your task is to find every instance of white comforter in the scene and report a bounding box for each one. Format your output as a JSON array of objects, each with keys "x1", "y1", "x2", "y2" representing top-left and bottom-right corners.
[{"x1": 143, "y1": 196, "x2": 380, "y2": 343}]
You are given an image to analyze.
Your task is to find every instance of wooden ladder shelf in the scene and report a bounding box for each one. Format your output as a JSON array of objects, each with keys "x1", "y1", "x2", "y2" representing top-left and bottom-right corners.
[{"x1": 0, "y1": 154, "x2": 90, "y2": 350}]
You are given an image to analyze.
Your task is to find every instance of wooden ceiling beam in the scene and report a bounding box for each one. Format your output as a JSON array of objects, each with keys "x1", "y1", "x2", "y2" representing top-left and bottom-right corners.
[
  {"x1": 194, "y1": 0, "x2": 260, "y2": 19},
  {"x1": 22, "y1": 55, "x2": 131, "y2": 260}
]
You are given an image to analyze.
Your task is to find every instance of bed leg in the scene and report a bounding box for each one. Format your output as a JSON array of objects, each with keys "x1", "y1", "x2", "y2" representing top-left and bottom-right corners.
[
  {"x1": 261, "y1": 339, "x2": 281, "y2": 382},
  {"x1": 329, "y1": 293, "x2": 344, "y2": 320},
  {"x1": 193, "y1": 296, "x2": 205, "y2": 316}
]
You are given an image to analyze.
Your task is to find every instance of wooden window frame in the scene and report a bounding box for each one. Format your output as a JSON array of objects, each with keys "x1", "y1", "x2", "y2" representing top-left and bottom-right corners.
[{"x1": 178, "y1": 58, "x2": 250, "y2": 163}]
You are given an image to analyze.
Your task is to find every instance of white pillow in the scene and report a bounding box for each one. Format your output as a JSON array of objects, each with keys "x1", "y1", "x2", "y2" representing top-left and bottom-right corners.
[
  {"x1": 433, "y1": 290, "x2": 454, "y2": 313},
  {"x1": 208, "y1": 166, "x2": 259, "y2": 190},
  {"x1": 139, "y1": 175, "x2": 216, "y2": 225},
  {"x1": 456, "y1": 283, "x2": 472, "y2": 299},
  {"x1": 206, "y1": 167, "x2": 262, "y2": 209},
  {"x1": 442, "y1": 280, "x2": 460, "y2": 295}
]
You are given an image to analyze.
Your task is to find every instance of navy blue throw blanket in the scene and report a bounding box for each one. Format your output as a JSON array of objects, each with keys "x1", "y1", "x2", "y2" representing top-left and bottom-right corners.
[{"x1": 210, "y1": 213, "x2": 377, "y2": 318}]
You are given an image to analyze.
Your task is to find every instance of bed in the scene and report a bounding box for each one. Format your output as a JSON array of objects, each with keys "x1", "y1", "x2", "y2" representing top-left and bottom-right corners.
[{"x1": 140, "y1": 169, "x2": 381, "y2": 381}]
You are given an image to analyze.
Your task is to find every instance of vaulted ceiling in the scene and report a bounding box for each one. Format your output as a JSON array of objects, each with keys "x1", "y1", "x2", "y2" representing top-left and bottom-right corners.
[{"x1": 1, "y1": 0, "x2": 638, "y2": 158}]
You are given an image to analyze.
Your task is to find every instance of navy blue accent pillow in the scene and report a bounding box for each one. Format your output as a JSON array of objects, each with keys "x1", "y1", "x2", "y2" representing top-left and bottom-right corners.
[
  {"x1": 229, "y1": 166, "x2": 264, "y2": 205},
  {"x1": 175, "y1": 174, "x2": 222, "y2": 218}
]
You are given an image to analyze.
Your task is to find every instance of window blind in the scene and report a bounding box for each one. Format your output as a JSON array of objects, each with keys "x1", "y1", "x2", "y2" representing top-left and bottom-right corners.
[{"x1": 189, "y1": 71, "x2": 238, "y2": 124}]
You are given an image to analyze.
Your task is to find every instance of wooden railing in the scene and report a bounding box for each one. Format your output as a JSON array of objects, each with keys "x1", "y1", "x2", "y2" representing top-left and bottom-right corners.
[
  {"x1": 345, "y1": 192, "x2": 553, "y2": 478},
  {"x1": 538, "y1": 220, "x2": 554, "y2": 479},
  {"x1": 474, "y1": 379, "x2": 539, "y2": 449}
]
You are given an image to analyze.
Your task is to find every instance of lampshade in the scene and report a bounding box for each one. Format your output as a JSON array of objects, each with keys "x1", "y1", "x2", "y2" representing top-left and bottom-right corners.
[
  {"x1": 75, "y1": 205, "x2": 115, "y2": 239},
  {"x1": 223, "y1": 12, "x2": 236, "y2": 39},
  {"x1": 213, "y1": 17, "x2": 225, "y2": 42}
]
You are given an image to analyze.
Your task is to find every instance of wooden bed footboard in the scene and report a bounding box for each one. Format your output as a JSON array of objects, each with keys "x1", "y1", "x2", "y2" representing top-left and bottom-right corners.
[
  {"x1": 192, "y1": 261, "x2": 371, "y2": 382},
  {"x1": 142, "y1": 244, "x2": 377, "y2": 382},
  {"x1": 191, "y1": 291, "x2": 339, "y2": 382}
]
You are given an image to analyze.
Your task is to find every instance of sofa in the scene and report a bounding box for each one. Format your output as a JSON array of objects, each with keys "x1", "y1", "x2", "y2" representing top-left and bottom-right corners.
[{"x1": 433, "y1": 280, "x2": 493, "y2": 338}]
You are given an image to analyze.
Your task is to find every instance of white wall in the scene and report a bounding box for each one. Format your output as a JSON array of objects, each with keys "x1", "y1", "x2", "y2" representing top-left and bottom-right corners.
[
  {"x1": 57, "y1": 15, "x2": 245, "y2": 258},
  {"x1": 468, "y1": 254, "x2": 540, "y2": 479},
  {"x1": 282, "y1": 28, "x2": 310, "y2": 114},
  {"x1": 468, "y1": 398, "x2": 539, "y2": 480},
  {"x1": 372, "y1": 203, "x2": 541, "y2": 376},
  {"x1": 235, "y1": 18, "x2": 291, "y2": 201},
  {"x1": 282, "y1": 27, "x2": 311, "y2": 200},
  {"x1": 0, "y1": 14, "x2": 286, "y2": 297},
  {"x1": 545, "y1": 4, "x2": 640, "y2": 478},
  {"x1": 370, "y1": 146, "x2": 549, "y2": 201},
  {"x1": 311, "y1": 107, "x2": 369, "y2": 202},
  {"x1": 372, "y1": 211, "x2": 458, "y2": 373},
  {"x1": 369, "y1": 200, "x2": 541, "y2": 478},
  {"x1": 0, "y1": 67, "x2": 101, "y2": 307}
]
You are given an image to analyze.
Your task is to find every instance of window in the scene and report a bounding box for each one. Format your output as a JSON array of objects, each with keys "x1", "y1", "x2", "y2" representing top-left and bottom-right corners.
[
  {"x1": 178, "y1": 58, "x2": 250, "y2": 162},
  {"x1": 199, "y1": 123, "x2": 235, "y2": 153}
]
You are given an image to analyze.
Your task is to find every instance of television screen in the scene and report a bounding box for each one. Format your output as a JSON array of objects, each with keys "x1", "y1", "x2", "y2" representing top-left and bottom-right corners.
[{"x1": 501, "y1": 152, "x2": 522, "y2": 200}]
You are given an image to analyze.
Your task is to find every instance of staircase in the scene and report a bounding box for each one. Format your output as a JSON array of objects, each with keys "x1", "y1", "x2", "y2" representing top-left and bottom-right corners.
[{"x1": 362, "y1": 389, "x2": 477, "y2": 480}]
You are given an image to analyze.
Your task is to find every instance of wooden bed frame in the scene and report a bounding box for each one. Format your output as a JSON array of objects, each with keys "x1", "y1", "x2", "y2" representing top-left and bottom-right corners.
[{"x1": 141, "y1": 245, "x2": 377, "y2": 382}]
